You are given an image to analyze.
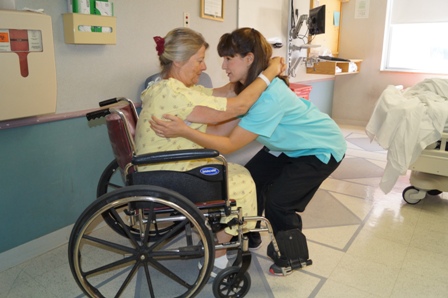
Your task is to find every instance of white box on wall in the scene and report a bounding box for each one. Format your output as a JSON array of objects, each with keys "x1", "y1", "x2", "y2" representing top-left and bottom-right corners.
[{"x1": 0, "y1": 10, "x2": 56, "y2": 121}]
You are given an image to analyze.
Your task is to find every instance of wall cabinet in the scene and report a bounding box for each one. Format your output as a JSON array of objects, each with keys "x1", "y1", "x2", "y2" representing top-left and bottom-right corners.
[{"x1": 62, "y1": 13, "x2": 116, "y2": 44}]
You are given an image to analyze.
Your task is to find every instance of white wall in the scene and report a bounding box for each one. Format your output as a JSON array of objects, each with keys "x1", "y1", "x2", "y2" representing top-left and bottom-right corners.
[
  {"x1": 10, "y1": 0, "x2": 420, "y2": 126},
  {"x1": 238, "y1": 0, "x2": 290, "y2": 59},
  {"x1": 238, "y1": 0, "x2": 314, "y2": 81},
  {"x1": 12, "y1": 0, "x2": 237, "y2": 115},
  {"x1": 333, "y1": 0, "x2": 448, "y2": 126}
]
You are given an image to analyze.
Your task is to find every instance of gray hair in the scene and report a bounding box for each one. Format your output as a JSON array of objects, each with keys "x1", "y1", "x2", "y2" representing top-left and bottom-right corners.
[{"x1": 158, "y1": 28, "x2": 209, "y2": 77}]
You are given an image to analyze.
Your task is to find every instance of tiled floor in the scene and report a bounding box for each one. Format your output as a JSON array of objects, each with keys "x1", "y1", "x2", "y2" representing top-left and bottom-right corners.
[{"x1": 2, "y1": 125, "x2": 448, "y2": 298}]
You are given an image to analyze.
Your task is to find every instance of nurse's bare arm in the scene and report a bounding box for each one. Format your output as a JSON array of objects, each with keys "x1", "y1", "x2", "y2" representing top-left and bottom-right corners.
[
  {"x1": 205, "y1": 118, "x2": 240, "y2": 136},
  {"x1": 151, "y1": 114, "x2": 257, "y2": 154}
]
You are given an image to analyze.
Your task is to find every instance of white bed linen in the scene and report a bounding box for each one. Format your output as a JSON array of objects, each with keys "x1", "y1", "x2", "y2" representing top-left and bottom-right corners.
[{"x1": 366, "y1": 78, "x2": 448, "y2": 193}]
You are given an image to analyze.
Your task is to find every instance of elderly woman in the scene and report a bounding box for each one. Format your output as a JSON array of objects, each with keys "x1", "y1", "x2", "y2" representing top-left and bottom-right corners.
[{"x1": 135, "y1": 27, "x2": 284, "y2": 277}]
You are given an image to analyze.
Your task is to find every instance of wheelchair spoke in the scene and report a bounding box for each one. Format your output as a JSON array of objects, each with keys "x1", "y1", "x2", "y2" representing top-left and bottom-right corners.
[
  {"x1": 143, "y1": 265, "x2": 156, "y2": 298},
  {"x1": 141, "y1": 204, "x2": 155, "y2": 244},
  {"x1": 82, "y1": 234, "x2": 135, "y2": 254},
  {"x1": 84, "y1": 254, "x2": 136, "y2": 277},
  {"x1": 147, "y1": 218, "x2": 189, "y2": 250},
  {"x1": 107, "y1": 182, "x2": 123, "y2": 190},
  {"x1": 115, "y1": 260, "x2": 141, "y2": 298},
  {"x1": 147, "y1": 257, "x2": 193, "y2": 289},
  {"x1": 109, "y1": 207, "x2": 141, "y2": 248}
]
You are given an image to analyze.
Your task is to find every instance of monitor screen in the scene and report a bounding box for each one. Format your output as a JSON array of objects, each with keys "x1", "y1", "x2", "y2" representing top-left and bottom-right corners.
[{"x1": 308, "y1": 5, "x2": 326, "y2": 36}]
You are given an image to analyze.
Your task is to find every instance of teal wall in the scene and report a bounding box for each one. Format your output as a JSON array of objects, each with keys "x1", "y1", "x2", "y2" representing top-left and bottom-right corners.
[{"x1": 0, "y1": 116, "x2": 113, "y2": 253}]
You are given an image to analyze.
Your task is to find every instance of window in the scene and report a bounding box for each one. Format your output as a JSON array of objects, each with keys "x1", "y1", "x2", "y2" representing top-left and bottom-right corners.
[{"x1": 382, "y1": 0, "x2": 448, "y2": 74}]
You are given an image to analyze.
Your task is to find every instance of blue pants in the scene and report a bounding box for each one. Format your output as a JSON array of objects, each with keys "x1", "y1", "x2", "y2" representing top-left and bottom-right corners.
[{"x1": 245, "y1": 147, "x2": 342, "y2": 234}]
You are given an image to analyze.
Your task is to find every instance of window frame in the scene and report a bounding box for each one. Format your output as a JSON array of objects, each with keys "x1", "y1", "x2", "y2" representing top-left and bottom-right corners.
[{"x1": 381, "y1": 0, "x2": 448, "y2": 75}]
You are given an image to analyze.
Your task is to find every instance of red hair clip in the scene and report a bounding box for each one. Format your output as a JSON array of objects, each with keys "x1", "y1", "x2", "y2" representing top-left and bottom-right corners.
[{"x1": 153, "y1": 36, "x2": 165, "y2": 56}]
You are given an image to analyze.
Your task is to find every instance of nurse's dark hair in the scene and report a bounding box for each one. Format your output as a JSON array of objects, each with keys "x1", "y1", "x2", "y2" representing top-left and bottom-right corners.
[
  {"x1": 159, "y1": 28, "x2": 209, "y2": 78},
  {"x1": 217, "y1": 27, "x2": 288, "y2": 94}
]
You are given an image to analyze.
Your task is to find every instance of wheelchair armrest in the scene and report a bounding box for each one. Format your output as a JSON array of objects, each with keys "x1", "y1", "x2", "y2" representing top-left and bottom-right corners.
[{"x1": 132, "y1": 149, "x2": 220, "y2": 165}]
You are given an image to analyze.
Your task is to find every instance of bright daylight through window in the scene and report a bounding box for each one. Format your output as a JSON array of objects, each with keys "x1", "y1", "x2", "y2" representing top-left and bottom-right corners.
[{"x1": 382, "y1": 0, "x2": 448, "y2": 74}]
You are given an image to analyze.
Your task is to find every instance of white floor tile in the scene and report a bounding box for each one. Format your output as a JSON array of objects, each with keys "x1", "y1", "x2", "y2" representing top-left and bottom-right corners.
[{"x1": 3, "y1": 125, "x2": 448, "y2": 298}]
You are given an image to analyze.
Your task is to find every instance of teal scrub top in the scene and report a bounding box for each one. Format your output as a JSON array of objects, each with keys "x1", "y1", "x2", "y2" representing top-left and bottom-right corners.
[{"x1": 238, "y1": 78, "x2": 347, "y2": 164}]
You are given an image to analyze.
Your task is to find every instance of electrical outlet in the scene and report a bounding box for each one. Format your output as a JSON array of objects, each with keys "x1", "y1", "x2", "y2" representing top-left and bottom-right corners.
[{"x1": 183, "y1": 12, "x2": 190, "y2": 28}]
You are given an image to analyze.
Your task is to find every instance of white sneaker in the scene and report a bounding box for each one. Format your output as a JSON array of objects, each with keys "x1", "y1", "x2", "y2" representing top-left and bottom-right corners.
[{"x1": 198, "y1": 260, "x2": 231, "y2": 278}]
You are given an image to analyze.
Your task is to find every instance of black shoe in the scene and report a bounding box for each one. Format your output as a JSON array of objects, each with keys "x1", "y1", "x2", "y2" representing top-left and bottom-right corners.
[
  {"x1": 267, "y1": 241, "x2": 276, "y2": 261},
  {"x1": 230, "y1": 233, "x2": 262, "y2": 251},
  {"x1": 247, "y1": 232, "x2": 262, "y2": 251}
]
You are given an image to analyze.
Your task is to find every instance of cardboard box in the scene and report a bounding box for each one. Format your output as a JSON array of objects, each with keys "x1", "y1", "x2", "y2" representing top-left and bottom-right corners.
[
  {"x1": 69, "y1": 0, "x2": 95, "y2": 31},
  {"x1": 73, "y1": 0, "x2": 94, "y2": 14},
  {"x1": 95, "y1": 1, "x2": 113, "y2": 16},
  {"x1": 93, "y1": 1, "x2": 113, "y2": 32}
]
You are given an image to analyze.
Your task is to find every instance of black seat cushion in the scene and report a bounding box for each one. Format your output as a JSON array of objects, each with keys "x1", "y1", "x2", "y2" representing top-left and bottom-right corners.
[{"x1": 127, "y1": 164, "x2": 226, "y2": 203}]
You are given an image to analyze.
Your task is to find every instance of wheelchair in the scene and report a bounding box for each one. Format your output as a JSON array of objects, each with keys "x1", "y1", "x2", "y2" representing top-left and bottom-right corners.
[{"x1": 68, "y1": 97, "x2": 311, "y2": 298}]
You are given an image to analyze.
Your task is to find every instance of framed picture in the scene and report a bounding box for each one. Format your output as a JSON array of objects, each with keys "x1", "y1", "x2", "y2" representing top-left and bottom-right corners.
[{"x1": 201, "y1": 0, "x2": 224, "y2": 22}]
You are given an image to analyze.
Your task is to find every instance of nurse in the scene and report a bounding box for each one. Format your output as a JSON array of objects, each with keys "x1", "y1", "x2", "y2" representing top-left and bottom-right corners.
[{"x1": 151, "y1": 27, "x2": 347, "y2": 275}]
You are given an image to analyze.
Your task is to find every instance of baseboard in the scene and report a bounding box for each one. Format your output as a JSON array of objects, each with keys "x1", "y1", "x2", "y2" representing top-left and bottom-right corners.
[{"x1": 0, "y1": 224, "x2": 73, "y2": 273}]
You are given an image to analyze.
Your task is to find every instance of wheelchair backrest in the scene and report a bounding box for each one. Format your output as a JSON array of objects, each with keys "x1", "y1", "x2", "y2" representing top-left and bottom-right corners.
[{"x1": 105, "y1": 101, "x2": 138, "y2": 172}]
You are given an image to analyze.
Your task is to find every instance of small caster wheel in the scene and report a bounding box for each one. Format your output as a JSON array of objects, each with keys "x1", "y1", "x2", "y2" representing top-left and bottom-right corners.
[
  {"x1": 213, "y1": 266, "x2": 251, "y2": 298},
  {"x1": 402, "y1": 186, "x2": 422, "y2": 205}
]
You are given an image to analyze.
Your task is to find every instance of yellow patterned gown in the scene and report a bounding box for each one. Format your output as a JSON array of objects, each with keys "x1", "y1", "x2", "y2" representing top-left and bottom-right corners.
[{"x1": 135, "y1": 78, "x2": 257, "y2": 235}]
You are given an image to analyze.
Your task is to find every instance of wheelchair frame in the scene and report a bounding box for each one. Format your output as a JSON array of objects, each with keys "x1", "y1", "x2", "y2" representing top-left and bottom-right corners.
[{"x1": 68, "y1": 97, "x2": 303, "y2": 298}]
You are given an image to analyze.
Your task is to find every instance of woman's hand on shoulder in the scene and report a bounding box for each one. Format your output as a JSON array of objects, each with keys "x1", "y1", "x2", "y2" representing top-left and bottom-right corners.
[{"x1": 150, "y1": 114, "x2": 189, "y2": 138}]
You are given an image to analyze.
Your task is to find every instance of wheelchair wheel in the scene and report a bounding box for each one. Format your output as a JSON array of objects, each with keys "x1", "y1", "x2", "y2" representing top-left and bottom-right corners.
[
  {"x1": 97, "y1": 159, "x2": 125, "y2": 197},
  {"x1": 97, "y1": 160, "x2": 177, "y2": 241},
  {"x1": 213, "y1": 266, "x2": 251, "y2": 298},
  {"x1": 69, "y1": 185, "x2": 215, "y2": 298}
]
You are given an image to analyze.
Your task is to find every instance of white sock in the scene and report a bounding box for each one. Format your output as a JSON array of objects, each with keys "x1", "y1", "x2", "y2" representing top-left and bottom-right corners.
[{"x1": 214, "y1": 254, "x2": 229, "y2": 269}]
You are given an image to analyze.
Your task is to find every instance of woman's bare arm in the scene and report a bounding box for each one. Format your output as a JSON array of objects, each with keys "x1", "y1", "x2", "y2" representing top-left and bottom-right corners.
[
  {"x1": 151, "y1": 114, "x2": 257, "y2": 154},
  {"x1": 205, "y1": 118, "x2": 240, "y2": 136},
  {"x1": 186, "y1": 56, "x2": 285, "y2": 124}
]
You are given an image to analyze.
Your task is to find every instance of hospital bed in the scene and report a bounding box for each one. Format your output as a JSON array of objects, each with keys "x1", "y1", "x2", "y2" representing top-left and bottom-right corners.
[{"x1": 366, "y1": 78, "x2": 448, "y2": 204}]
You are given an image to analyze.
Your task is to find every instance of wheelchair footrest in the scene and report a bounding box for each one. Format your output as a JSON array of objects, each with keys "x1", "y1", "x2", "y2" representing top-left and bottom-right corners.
[
  {"x1": 269, "y1": 258, "x2": 312, "y2": 276},
  {"x1": 268, "y1": 229, "x2": 312, "y2": 276}
]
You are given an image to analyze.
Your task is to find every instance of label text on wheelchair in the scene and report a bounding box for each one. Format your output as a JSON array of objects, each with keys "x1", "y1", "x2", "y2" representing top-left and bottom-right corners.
[{"x1": 200, "y1": 167, "x2": 220, "y2": 176}]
